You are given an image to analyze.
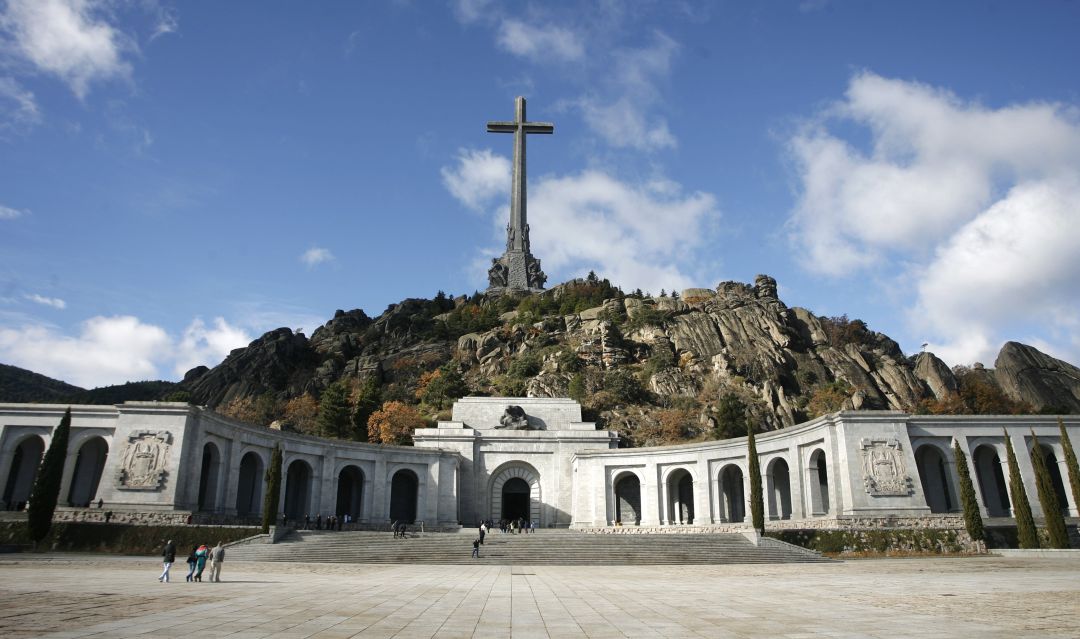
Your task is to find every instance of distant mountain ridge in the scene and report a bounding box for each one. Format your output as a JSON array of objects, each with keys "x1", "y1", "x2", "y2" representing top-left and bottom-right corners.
[
  {"x1": 3, "y1": 276, "x2": 1077, "y2": 446},
  {"x1": 0, "y1": 363, "x2": 179, "y2": 406}
]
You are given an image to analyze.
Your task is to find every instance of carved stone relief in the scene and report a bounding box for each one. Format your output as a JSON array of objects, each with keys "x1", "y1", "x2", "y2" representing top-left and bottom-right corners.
[
  {"x1": 859, "y1": 438, "x2": 912, "y2": 496},
  {"x1": 117, "y1": 430, "x2": 172, "y2": 490}
]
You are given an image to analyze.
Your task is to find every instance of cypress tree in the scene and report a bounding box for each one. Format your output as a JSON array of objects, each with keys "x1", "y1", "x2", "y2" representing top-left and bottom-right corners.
[
  {"x1": 747, "y1": 423, "x2": 764, "y2": 532},
  {"x1": 952, "y1": 439, "x2": 984, "y2": 543},
  {"x1": 1003, "y1": 430, "x2": 1039, "y2": 549},
  {"x1": 27, "y1": 407, "x2": 72, "y2": 547},
  {"x1": 261, "y1": 444, "x2": 283, "y2": 534},
  {"x1": 1029, "y1": 430, "x2": 1069, "y2": 548},
  {"x1": 1059, "y1": 417, "x2": 1080, "y2": 518}
]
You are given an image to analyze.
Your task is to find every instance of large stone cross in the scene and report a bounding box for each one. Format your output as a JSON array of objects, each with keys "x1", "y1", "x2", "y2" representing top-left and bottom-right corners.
[{"x1": 487, "y1": 96, "x2": 553, "y2": 258}]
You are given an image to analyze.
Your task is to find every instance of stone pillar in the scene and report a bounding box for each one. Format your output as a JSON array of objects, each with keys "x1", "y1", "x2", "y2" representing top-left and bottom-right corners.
[
  {"x1": 1056, "y1": 455, "x2": 1079, "y2": 517},
  {"x1": 693, "y1": 466, "x2": 708, "y2": 526},
  {"x1": 640, "y1": 462, "x2": 660, "y2": 526},
  {"x1": 658, "y1": 472, "x2": 669, "y2": 525},
  {"x1": 319, "y1": 448, "x2": 336, "y2": 517},
  {"x1": 372, "y1": 456, "x2": 388, "y2": 523},
  {"x1": 1015, "y1": 435, "x2": 1042, "y2": 518},
  {"x1": 222, "y1": 439, "x2": 244, "y2": 517}
]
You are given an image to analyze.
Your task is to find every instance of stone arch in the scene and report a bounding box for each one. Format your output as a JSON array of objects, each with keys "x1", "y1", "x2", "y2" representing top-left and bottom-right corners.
[
  {"x1": 197, "y1": 441, "x2": 223, "y2": 512},
  {"x1": 613, "y1": 472, "x2": 641, "y2": 525},
  {"x1": 973, "y1": 444, "x2": 1010, "y2": 517},
  {"x1": 808, "y1": 449, "x2": 830, "y2": 516},
  {"x1": 765, "y1": 457, "x2": 792, "y2": 520},
  {"x1": 665, "y1": 467, "x2": 695, "y2": 525},
  {"x1": 718, "y1": 464, "x2": 745, "y2": 523},
  {"x1": 284, "y1": 459, "x2": 313, "y2": 520},
  {"x1": 336, "y1": 465, "x2": 365, "y2": 520},
  {"x1": 389, "y1": 468, "x2": 419, "y2": 524},
  {"x1": 67, "y1": 436, "x2": 108, "y2": 507},
  {"x1": 489, "y1": 463, "x2": 540, "y2": 525},
  {"x1": 915, "y1": 444, "x2": 955, "y2": 513},
  {"x1": 3, "y1": 435, "x2": 45, "y2": 510},
  {"x1": 1035, "y1": 443, "x2": 1069, "y2": 516},
  {"x1": 235, "y1": 450, "x2": 264, "y2": 517}
]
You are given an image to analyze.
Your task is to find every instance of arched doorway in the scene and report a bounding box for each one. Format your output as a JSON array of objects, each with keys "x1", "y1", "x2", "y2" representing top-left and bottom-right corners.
[
  {"x1": 197, "y1": 442, "x2": 222, "y2": 512},
  {"x1": 284, "y1": 459, "x2": 313, "y2": 520},
  {"x1": 766, "y1": 458, "x2": 792, "y2": 520},
  {"x1": 808, "y1": 449, "x2": 830, "y2": 516},
  {"x1": 235, "y1": 451, "x2": 264, "y2": 517},
  {"x1": 915, "y1": 445, "x2": 955, "y2": 513},
  {"x1": 489, "y1": 463, "x2": 541, "y2": 525},
  {"x1": 973, "y1": 445, "x2": 1010, "y2": 517},
  {"x1": 67, "y1": 437, "x2": 108, "y2": 507},
  {"x1": 666, "y1": 468, "x2": 694, "y2": 524},
  {"x1": 614, "y1": 473, "x2": 641, "y2": 525},
  {"x1": 336, "y1": 465, "x2": 364, "y2": 521},
  {"x1": 389, "y1": 469, "x2": 418, "y2": 523},
  {"x1": 502, "y1": 477, "x2": 530, "y2": 521},
  {"x1": 1036, "y1": 444, "x2": 1069, "y2": 516},
  {"x1": 719, "y1": 465, "x2": 745, "y2": 523},
  {"x1": 3, "y1": 436, "x2": 44, "y2": 510}
]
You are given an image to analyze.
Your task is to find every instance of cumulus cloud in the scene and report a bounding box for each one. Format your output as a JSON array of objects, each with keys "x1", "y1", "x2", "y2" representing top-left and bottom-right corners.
[
  {"x1": 496, "y1": 18, "x2": 584, "y2": 62},
  {"x1": 300, "y1": 247, "x2": 335, "y2": 268},
  {"x1": 440, "y1": 148, "x2": 511, "y2": 212},
  {"x1": 0, "y1": 203, "x2": 25, "y2": 219},
  {"x1": 0, "y1": 315, "x2": 169, "y2": 387},
  {"x1": 0, "y1": 0, "x2": 134, "y2": 98},
  {"x1": 173, "y1": 317, "x2": 251, "y2": 378},
  {"x1": 24, "y1": 293, "x2": 65, "y2": 309},
  {"x1": 787, "y1": 71, "x2": 1080, "y2": 364},
  {"x1": 0, "y1": 314, "x2": 254, "y2": 388},
  {"x1": 442, "y1": 150, "x2": 720, "y2": 292}
]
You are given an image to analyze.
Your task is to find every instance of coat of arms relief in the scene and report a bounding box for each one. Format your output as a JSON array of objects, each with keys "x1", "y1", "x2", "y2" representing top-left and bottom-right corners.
[
  {"x1": 859, "y1": 438, "x2": 912, "y2": 496},
  {"x1": 117, "y1": 431, "x2": 172, "y2": 490}
]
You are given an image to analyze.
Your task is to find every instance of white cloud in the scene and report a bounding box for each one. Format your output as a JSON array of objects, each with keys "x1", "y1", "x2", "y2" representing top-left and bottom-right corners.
[
  {"x1": 25, "y1": 293, "x2": 65, "y2": 309},
  {"x1": 440, "y1": 148, "x2": 511, "y2": 212},
  {"x1": 579, "y1": 97, "x2": 676, "y2": 151},
  {"x1": 787, "y1": 72, "x2": 1080, "y2": 364},
  {"x1": 0, "y1": 0, "x2": 133, "y2": 99},
  {"x1": 173, "y1": 317, "x2": 251, "y2": 378},
  {"x1": 0, "y1": 315, "x2": 169, "y2": 387},
  {"x1": 0, "y1": 203, "x2": 25, "y2": 219},
  {"x1": 300, "y1": 247, "x2": 335, "y2": 268},
  {"x1": 0, "y1": 76, "x2": 40, "y2": 132},
  {"x1": 0, "y1": 314, "x2": 255, "y2": 388},
  {"x1": 451, "y1": 0, "x2": 495, "y2": 25},
  {"x1": 442, "y1": 150, "x2": 720, "y2": 293},
  {"x1": 149, "y1": 5, "x2": 178, "y2": 41},
  {"x1": 496, "y1": 18, "x2": 584, "y2": 62}
]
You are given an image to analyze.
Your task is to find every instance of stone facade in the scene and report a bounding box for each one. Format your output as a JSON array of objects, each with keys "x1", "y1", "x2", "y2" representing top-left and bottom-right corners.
[{"x1": 1, "y1": 400, "x2": 1077, "y2": 533}]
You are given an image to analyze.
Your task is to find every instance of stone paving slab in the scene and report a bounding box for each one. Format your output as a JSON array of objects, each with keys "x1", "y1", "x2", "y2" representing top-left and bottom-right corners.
[{"x1": 0, "y1": 555, "x2": 1077, "y2": 638}]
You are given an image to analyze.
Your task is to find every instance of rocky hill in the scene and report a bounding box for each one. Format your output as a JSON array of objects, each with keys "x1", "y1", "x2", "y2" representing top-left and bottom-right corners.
[
  {"x1": 4, "y1": 275, "x2": 1076, "y2": 445},
  {"x1": 172, "y1": 274, "x2": 1079, "y2": 446}
]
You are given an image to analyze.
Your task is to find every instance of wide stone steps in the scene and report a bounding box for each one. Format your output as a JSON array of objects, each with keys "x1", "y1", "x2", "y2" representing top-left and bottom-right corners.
[{"x1": 226, "y1": 530, "x2": 830, "y2": 565}]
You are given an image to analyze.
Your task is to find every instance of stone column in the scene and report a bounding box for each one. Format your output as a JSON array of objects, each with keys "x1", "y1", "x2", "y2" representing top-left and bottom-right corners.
[
  {"x1": 640, "y1": 462, "x2": 660, "y2": 526},
  {"x1": 221, "y1": 439, "x2": 244, "y2": 517},
  {"x1": 1056, "y1": 455, "x2": 1079, "y2": 516},
  {"x1": 372, "y1": 456, "x2": 388, "y2": 523},
  {"x1": 319, "y1": 448, "x2": 336, "y2": 517}
]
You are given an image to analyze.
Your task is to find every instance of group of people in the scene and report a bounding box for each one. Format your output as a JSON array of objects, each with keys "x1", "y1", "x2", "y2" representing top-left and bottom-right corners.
[
  {"x1": 158, "y1": 539, "x2": 225, "y2": 583},
  {"x1": 494, "y1": 518, "x2": 535, "y2": 534},
  {"x1": 391, "y1": 521, "x2": 410, "y2": 538},
  {"x1": 292, "y1": 513, "x2": 348, "y2": 530}
]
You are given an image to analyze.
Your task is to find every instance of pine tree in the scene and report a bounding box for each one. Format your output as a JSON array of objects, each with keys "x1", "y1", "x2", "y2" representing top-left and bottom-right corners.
[
  {"x1": 747, "y1": 423, "x2": 764, "y2": 532},
  {"x1": 350, "y1": 377, "x2": 381, "y2": 442},
  {"x1": 952, "y1": 440, "x2": 985, "y2": 543},
  {"x1": 1030, "y1": 430, "x2": 1069, "y2": 548},
  {"x1": 261, "y1": 444, "x2": 283, "y2": 534},
  {"x1": 1003, "y1": 430, "x2": 1039, "y2": 549},
  {"x1": 1059, "y1": 417, "x2": 1080, "y2": 518},
  {"x1": 316, "y1": 381, "x2": 351, "y2": 439},
  {"x1": 27, "y1": 408, "x2": 72, "y2": 547}
]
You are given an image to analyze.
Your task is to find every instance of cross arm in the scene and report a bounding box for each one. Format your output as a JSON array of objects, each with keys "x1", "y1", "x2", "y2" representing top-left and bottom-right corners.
[
  {"x1": 487, "y1": 122, "x2": 516, "y2": 133},
  {"x1": 523, "y1": 123, "x2": 554, "y2": 134}
]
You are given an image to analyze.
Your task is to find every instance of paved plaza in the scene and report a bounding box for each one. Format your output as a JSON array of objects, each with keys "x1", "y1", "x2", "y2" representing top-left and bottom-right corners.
[{"x1": 0, "y1": 554, "x2": 1078, "y2": 638}]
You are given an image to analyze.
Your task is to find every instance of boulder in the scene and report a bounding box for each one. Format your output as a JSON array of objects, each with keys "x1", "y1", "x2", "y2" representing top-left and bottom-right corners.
[
  {"x1": 994, "y1": 341, "x2": 1080, "y2": 412},
  {"x1": 913, "y1": 352, "x2": 958, "y2": 400}
]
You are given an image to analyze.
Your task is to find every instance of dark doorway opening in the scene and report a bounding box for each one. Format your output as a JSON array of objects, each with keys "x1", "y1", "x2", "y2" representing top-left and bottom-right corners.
[
  {"x1": 501, "y1": 477, "x2": 530, "y2": 521},
  {"x1": 389, "y1": 470, "x2": 418, "y2": 523}
]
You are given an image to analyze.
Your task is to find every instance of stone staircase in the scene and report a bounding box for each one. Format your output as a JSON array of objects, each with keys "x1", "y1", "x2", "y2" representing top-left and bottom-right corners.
[{"x1": 226, "y1": 529, "x2": 831, "y2": 565}]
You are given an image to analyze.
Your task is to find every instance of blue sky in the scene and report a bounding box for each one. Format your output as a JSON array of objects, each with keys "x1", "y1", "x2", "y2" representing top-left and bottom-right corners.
[{"x1": 1, "y1": 0, "x2": 1079, "y2": 388}]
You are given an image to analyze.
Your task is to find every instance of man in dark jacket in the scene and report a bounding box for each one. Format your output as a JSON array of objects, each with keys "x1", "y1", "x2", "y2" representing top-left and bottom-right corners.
[{"x1": 159, "y1": 540, "x2": 176, "y2": 583}]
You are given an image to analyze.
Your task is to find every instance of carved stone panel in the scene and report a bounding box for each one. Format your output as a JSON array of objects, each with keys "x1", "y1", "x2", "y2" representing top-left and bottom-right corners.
[
  {"x1": 859, "y1": 438, "x2": 912, "y2": 496},
  {"x1": 116, "y1": 431, "x2": 172, "y2": 491}
]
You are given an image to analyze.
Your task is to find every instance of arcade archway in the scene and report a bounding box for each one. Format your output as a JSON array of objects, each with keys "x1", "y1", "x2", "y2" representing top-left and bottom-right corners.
[
  {"x1": 337, "y1": 465, "x2": 365, "y2": 521},
  {"x1": 915, "y1": 445, "x2": 955, "y2": 513},
  {"x1": 489, "y1": 463, "x2": 541, "y2": 525},
  {"x1": 389, "y1": 469, "x2": 419, "y2": 523},
  {"x1": 284, "y1": 459, "x2": 313, "y2": 520},
  {"x1": 614, "y1": 473, "x2": 641, "y2": 525},
  {"x1": 235, "y1": 451, "x2": 264, "y2": 517},
  {"x1": 67, "y1": 437, "x2": 108, "y2": 507},
  {"x1": 766, "y1": 458, "x2": 792, "y2": 520},
  {"x1": 973, "y1": 445, "x2": 1010, "y2": 517},
  {"x1": 3, "y1": 436, "x2": 44, "y2": 510}
]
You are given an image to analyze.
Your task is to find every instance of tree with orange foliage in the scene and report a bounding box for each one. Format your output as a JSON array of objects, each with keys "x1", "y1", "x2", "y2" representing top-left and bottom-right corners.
[
  {"x1": 367, "y1": 401, "x2": 427, "y2": 445},
  {"x1": 283, "y1": 394, "x2": 319, "y2": 435}
]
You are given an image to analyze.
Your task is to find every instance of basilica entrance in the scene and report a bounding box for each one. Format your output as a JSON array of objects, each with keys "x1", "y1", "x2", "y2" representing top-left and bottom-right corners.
[
  {"x1": 489, "y1": 463, "x2": 540, "y2": 525},
  {"x1": 501, "y1": 477, "x2": 531, "y2": 521}
]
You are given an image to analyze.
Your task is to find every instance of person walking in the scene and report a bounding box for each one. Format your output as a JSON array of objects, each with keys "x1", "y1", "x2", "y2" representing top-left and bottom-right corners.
[
  {"x1": 158, "y1": 539, "x2": 176, "y2": 583},
  {"x1": 185, "y1": 546, "x2": 198, "y2": 582},
  {"x1": 208, "y1": 541, "x2": 225, "y2": 582},
  {"x1": 479, "y1": 522, "x2": 486, "y2": 546},
  {"x1": 194, "y1": 544, "x2": 209, "y2": 582},
  {"x1": 472, "y1": 537, "x2": 480, "y2": 558}
]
